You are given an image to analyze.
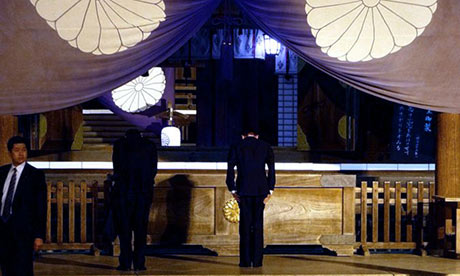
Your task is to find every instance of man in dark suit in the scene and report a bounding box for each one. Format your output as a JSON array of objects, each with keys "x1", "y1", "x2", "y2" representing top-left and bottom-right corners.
[
  {"x1": 226, "y1": 126, "x2": 275, "y2": 267},
  {"x1": 112, "y1": 129, "x2": 158, "y2": 271},
  {"x1": 0, "y1": 136, "x2": 46, "y2": 276}
]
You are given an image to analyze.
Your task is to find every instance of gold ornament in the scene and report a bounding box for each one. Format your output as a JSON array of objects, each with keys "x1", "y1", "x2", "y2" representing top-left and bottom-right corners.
[
  {"x1": 223, "y1": 198, "x2": 240, "y2": 223},
  {"x1": 338, "y1": 115, "x2": 347, "y2": 140}
]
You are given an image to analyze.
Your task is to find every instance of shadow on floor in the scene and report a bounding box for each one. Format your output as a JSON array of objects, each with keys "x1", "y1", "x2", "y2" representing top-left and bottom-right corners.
[
  {"x1": 149, "y1": 254, "x2": 236, "y2": 267},
  {"x1": 36, "y1": 256, "x2": 114, "y2": 270},
  {"x1": 281, "y1": 255, "x2": 445, "y2": 276}
]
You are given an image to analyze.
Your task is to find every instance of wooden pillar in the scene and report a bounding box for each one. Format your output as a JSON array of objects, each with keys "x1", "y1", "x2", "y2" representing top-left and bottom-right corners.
[
  {"x1": 436, "y1": 113, "x2": 460, "y2": 197},
  {"x1": 436, "y1": 113, "x2": 460, "y2": 257},
  {"x1": 0, "y1": 115, "x2": 18, "y2": 166}
]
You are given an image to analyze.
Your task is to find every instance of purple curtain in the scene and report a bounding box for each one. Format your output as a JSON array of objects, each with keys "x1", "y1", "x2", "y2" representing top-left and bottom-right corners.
[
  {"x1": 0, "y1": 0, "x2": 220, "y2": 115},
  {"x1": 235, "y1": 0, "x2": 460, "y2": 113},
  {"x1": 3, "y1": 0, "x2": 459, "y2": 114}
]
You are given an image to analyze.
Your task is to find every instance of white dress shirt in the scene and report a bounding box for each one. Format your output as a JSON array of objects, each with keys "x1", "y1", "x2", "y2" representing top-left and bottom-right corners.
[{"x1": 1, "y1": 162, "x2": 26, "y2": 215}]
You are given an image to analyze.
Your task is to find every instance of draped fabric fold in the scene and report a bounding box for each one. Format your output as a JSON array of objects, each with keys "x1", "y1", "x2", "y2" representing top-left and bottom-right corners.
[
  {"x1": 98, "y1": 68, "x2": 175, "y2": 134},
  {"x1": 0, "y1": 0, "x2": 220, "y2": 115},
  {"x1": 235, "y1": 0, "x2": 460, "y2": 113}
]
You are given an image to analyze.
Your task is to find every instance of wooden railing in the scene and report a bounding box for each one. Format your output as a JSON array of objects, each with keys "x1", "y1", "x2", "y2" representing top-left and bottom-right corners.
[
  {"x1": 40, "y1": 177, "x2": 437, "y2": 255},
  {"x1": 41, "y1": 180, "x2": 104, "y2": 253},
  {"x1": 356, "y1": 180, "x2": 435, "y2": 254}
]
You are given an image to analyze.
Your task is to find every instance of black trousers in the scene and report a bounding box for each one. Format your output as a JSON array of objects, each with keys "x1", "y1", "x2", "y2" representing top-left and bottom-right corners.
[
  {"x1": 0, "y1": 221, "x2": 34, "y2": 276},
  {"x1": 238, "y1": 196, "x2": 265, "y2": 267},
  {"x1": 112, "y1": 193, "x2": 152, "y2": 269}
]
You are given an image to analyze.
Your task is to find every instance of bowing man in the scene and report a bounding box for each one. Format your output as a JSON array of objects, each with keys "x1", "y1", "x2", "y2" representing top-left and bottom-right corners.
[
  {"x1": 226, "y1": 125, "x2": 275, "y2": 267},
  {"x1": 112, "y1": 129, "x2": 158, "y2": 271}
]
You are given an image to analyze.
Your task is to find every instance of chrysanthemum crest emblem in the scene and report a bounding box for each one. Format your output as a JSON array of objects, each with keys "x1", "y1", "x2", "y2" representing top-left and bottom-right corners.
[
  {"x1": 305, "y1": 0, "x2": 437, "y2": 62},
  {"x1": 112, "y1": 67, "x2": 166, "y2": 113},
  {"x1": 30, "y1": 0, "x2": 166, "y2": 55},
  {"x1": 223, "y1": 198, "x2": 240, "y2": 223}
]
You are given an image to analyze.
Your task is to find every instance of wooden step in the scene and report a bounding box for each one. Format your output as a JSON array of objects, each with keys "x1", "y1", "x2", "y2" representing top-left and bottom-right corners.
[
  {"x1": 81, "y1": 144, "x2": 114, "y2": 151},
  {"x1": 83, "y1": 120, "x2": 134, "y2": 126},
  {"x1": 84, "y1": 131, "x2": 125, "y2": 138},
  {"x1": 84, "y1": 131, "x2": 156, "y2": 138},
  {"x1": 82, "y1": 126, "x2": 146, "y2": 132},
  {"x1": 83, "y1": 114, "x2": 123, "y2": 121},
  {"x1": 81, "y1": 111, "x2": 160, "y2": 148},
  {"x1": 83, "y1": 137, "x2": 119, "y2": 144},
  {"x1": 84, "y1": 137, "x2": 160, "y2": 144}
]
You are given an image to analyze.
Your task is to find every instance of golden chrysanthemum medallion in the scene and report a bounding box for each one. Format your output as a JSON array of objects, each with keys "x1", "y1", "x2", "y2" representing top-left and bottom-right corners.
[{"x1": 223, "y1": 198, "x2": 240, "y2": 223}]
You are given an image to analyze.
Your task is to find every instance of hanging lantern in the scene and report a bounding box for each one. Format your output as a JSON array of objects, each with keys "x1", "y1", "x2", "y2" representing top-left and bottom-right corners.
[
  {"x1": 263, "y1": 34, "x2": 281, "y2": 55},
  {"x1": 160, "y1": 103, "x2": 181, "y2": 147},
  {"x1": 161, "y1": 126, "x2": 181, "y2": 147}
]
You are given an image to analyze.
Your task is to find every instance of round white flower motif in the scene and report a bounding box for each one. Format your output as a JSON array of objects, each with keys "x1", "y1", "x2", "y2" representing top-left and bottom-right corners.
[
  {"x1": 112, "y1": 67, "x2": 166, "y2": 113},
  {"x1": 305, "y1": 0, "x2": 437, "y2": 62},
  {"x1": 30, "y1": 0, "x2": 166, "y2": 55}
]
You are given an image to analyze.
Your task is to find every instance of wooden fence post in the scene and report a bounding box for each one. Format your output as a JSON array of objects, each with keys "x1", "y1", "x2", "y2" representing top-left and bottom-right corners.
[
  {"x1": 416, "y1": 182, "x2": 427, "y2": 256},
  {"x1": 69, "y1": 181, "x2": 75, "y2": 243},
  {"x1": 359, "y1": 181, "x2": 369, "y2": 255},
  {"x1": 384, "y1": 181, "x2": 390, "y2": 243},
  {"x1": 57, "y1": 181, "x2": 64, "y2": 244},
  {"x1": 80, "y1": 181, "x2": 87, "y2": 243},
  {"x1": 395, "y1": 182, "x2": 402, "y2": 243},
  {"x1": 46, "y1": 181, "x2": 52, "y2": 243},
  {"x1": 372, "y1": 181, "x2": 379, "y2": 243}
]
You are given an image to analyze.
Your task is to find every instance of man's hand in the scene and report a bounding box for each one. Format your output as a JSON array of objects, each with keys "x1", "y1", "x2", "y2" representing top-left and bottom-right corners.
[
  {"x1": 232, "y1": 193, "x2": 240, "y2": 202},
  {"x1": 33, "y1": 238, "x2": 43, "y2": 252},
  {"x1": 263, "y1": 194, "x2": 272, "y2": 204}
]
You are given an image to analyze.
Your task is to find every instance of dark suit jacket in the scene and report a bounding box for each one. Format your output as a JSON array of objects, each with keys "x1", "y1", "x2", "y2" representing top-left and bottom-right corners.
[
  {"x1": 226, "y1": 137, "x2": 275, "y2": 196},
  {"x1": 0, "y1": 163, "x2": 47, "y2": 241},
  {"x1": 112, "y1": 136, "x2": 158, "y2": 196}
]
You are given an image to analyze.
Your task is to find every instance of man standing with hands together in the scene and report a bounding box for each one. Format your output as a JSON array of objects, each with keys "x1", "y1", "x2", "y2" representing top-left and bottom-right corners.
[
  {"x1": 0, "y1": 136, "x2": 47, "y2": 276},
  {"x1": 226, "y1": 125, "x2": 275, "y2": 268}
]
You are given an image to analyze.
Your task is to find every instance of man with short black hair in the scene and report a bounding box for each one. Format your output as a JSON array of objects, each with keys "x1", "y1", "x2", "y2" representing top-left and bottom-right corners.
[
  {"x1": 0, "y1": 136, "x2": 47, "y2": 276},
  {"x1": 226, "y1": 126, "x2": 275, "y2": 267},
  {"x1": 112, "y1": 129, "x2": 158, "y2": 271}
]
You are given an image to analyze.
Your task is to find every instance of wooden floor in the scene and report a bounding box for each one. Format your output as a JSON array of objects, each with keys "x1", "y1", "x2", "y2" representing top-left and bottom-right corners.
[{"x1": 25, "y1": 254, "x2": 460, "y2": 276}]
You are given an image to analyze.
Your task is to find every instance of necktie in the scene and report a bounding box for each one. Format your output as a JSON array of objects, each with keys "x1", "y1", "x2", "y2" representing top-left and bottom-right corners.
[{"x1": 1, "y1": 168, "x2": 17, "y2": 222}]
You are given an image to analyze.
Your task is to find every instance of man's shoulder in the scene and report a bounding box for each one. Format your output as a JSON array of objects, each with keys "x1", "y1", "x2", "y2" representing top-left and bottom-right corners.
[
  {"x1": 24, "y1": 162, "x2": 36, "y2": 169},
  {"x1": 114, "y1": 137, "x2": 125, "y2": 146},
  {"x1": 141, "y1": 138, "x2": 157, "y2": 150},
  {"x1": 141, "y1": 137, "x2": 154, "y2": 145},
  {"x1": 232, "y1": 140, "x2": 242, "y2": 147},
  {"x1": 238, "y1": 138, "x2": 271, "y2": 147},
  {"x1": 0, "y1": 164, "x2": 10, "y2": 172},
  {"x1": 258, "y1": 139, "x2": 271, "y2": 147},
  {"x1": 230, "y1": 140, "x2": 246, "y2": 151},
  {"x1": 251, "y1": 138, "x2": 271, "y2": 149},
  {"x1": 25, "y1": 163, "x2": 45, "y2": 176}
]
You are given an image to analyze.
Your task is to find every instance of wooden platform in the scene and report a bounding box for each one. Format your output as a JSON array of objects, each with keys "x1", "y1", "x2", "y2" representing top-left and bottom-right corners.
[{"x1": 29, "y1": 254, "x2": 460, "y2": 276}]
